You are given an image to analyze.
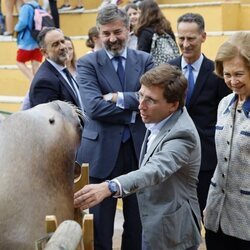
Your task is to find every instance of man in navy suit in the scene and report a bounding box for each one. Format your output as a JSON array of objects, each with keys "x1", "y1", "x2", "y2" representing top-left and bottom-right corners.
[
  {"x1": 169, "y1": 13, "x2": 231, "y2": 218},
  {"x1": 76, "y1": 4, "x2": 154, "y2": 250},
  {"x1": 29, "y1": 27, "x2": 82, "y2": 109}
]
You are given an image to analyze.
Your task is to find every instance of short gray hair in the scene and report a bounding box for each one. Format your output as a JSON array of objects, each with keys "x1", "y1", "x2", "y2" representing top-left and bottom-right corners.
[
  {"x1": 96, "y1": 4, "x2": 129, "y2": 29},
  {"x1": 177, "y1": 13, "x2": 205, "y2": 32}
]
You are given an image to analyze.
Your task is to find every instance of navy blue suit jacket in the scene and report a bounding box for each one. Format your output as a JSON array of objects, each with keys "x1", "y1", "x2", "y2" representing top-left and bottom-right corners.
[
  {"x1": 29, "y1": 60, "x2": 81, "y2": 108},
  {"x1": 77, "y1": 49, "x2": 154, "y2": 178},
  {"x1": 169, "y1": 55, "x2": 231, "y2": 171}
]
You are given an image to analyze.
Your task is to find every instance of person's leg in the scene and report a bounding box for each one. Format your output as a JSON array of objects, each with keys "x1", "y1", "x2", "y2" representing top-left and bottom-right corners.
[
  {"x1": 90, "y1": 176, "x2": 117, "y2": 250},
  {"x1": 4, "y1": 0, "x2": 15, "y2": 35},
  {"x1": 31, "y1": 60, "x2": 41, "y2": 76},
  {"x1": 17, "y1": 61, "x2": 33, "y2": 81},
  {"x1": 205, "y1": 227, "x2": 239, "y2": 250},
  {"x1": 49, "y1": 0, "x2": 60, "y2": 28}
]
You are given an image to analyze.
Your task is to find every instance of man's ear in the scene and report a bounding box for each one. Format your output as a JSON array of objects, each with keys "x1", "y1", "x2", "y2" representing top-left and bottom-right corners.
[
  {"x1": 40, "y1": 47, "x2": 47, "y2": 57},
  {"x1": 170, "y1": 101, "x2": 179, "y2": 112}
]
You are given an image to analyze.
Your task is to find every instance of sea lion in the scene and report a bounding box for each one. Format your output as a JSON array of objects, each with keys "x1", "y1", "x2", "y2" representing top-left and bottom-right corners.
[{"x1": 0, "y1": 101, "x2": 83, "y2": 250}]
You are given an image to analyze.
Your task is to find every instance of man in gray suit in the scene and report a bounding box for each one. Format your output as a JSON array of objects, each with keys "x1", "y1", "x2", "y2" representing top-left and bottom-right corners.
[
  {"x1": 76, "y1": 4, "x2": 154, "y2": 250},
  {"x1": 75, "y1": 64, "x2": 202, "y2": 250}
]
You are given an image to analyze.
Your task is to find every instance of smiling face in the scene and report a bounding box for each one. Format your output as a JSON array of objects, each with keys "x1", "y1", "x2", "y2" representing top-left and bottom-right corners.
[
  {"x1": 177, "y1": 22, "x2": 206, "y2": 64},
  {"x1": 99, "y1": 19, "x2": 129, "y2": 56},
  {"x1": 138, "y1": 85, "x2": 178, "y2": 124},
  {"x1": 127, "y1": 7, "x2": 140, "y2": 28},
  {"x1": 223, "y1": 56, "x2": 250, "y2": 101},
  {"x1": 42, "y1": 30, "x2": 68, "y2": 66}
]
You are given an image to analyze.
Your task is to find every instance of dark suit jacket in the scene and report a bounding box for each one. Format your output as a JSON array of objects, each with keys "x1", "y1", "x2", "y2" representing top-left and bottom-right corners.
[
  {"x1": 76, "y1": 48, "x2": 154, "y2": 179},
  {"x1": 29, "y1": 60, "x2": 81, "y2": 108},
  {"x1": 169, "y1": 55, "x2": 231, "y2": 171}
]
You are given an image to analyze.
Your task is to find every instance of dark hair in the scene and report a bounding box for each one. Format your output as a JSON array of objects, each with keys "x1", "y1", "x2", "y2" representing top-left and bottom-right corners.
[
  {"x1": 177, "y1": 13, "x2": 205, "y2": 32},
  {"x1": 85, "y1": 26, "x2": 99, "y2": 49},
  {"x1": 37, "y1": 27, "x2": 62, "y2": 48},
  {"x1": 135, "y1": 0, "x2": 175, "y2": 39},
  {"x1": 64, "y1": 36, "x2": 76, "y2": 70},
  {"x1": 96, "y1": 4, "x2": 129, "y2": 29},
  {"x1": 140, "y1": 64, "x2": 187, "y2": 108}
]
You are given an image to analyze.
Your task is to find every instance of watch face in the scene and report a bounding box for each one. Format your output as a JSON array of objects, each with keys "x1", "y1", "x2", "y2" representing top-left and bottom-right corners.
[{"x1": 110, "y1": 182, "x2": 118, "y2": 193}]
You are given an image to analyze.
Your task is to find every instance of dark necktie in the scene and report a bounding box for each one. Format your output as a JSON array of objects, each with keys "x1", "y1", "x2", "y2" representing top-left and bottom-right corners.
[
  {"x1": 113, "y1": 56, "x2": 130, "y2": 142},
  {"x1": 62, "y1": 68, "x2": 83, "y2": 110},
  {"x1": 114, "y1": 56, "x2": 125, "y2": 89},
  {"x1": 63, "y1": 68, "x2": 78, "y2": 96},
  {"x1": 186, "y1": 64, "x2": 195, "y2": 106}
]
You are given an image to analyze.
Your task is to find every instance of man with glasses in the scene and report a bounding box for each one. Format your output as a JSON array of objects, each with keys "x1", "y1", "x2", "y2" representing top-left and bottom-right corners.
[{"x1": 75, "y1": 64, "x2": 202, "y2": 250}]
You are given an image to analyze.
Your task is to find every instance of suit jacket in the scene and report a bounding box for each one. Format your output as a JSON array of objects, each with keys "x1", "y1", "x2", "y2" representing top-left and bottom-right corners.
[
  {"x1": 205, "y1": 94, "x2": 250, "y2": 240},
  {"x1": 29, "y1": 60, "x2": 81, "y2": 108},
  {"x1": 117, "y1": 108, "x2": 202, "y2": 250},
  {"x1": 169, "y1": 55, "x2": 231, "y2": 171},
  {"x1": 76, "y1": 48, "x2": 154, "y2": 178}
]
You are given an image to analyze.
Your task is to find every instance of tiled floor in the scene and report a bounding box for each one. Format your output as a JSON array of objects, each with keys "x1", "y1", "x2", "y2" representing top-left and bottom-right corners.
[{"x1": 113, "y1": 209, "x2": 206, "y2": 250}]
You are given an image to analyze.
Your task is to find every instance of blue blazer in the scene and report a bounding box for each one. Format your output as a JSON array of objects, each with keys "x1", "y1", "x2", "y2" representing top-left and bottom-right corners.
[
  {"x1": 29, "y1": 60, "x2": 81, "y2": 108},
  {"x1": 169, "y1": 55, "x2": 231, "y2": 171},
  {"x1": 76, "y1": 49, "x2": 154, "y2": 178}
]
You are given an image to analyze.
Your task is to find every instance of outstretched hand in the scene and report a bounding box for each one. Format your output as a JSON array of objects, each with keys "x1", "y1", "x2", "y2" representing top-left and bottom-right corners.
[{"x1": 74, "y1": 182, "x2": 111, "y2": 210}]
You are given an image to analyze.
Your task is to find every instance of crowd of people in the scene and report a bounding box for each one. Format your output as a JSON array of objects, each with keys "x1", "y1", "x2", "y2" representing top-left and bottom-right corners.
[{"x1": 2, "y1": 0, "x2": 250, "y2": 249}]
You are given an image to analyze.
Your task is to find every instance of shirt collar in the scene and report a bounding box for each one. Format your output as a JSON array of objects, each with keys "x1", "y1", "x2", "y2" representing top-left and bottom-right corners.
[
  {"x1": 105, "y1": 47, "x2": 127, "y2": 60},
  {"x1": 223, "y1": 94, "x2": 250, "y2": 118},
  {"x1": 181, "y1": 54, "x2": 204, "y2": 72},
  {"x1": 145, "y1": 113, "x2": 173, "y2": 135},
  {"x1": 47, "y1": 59, "x2": 65, "y2": 72}
]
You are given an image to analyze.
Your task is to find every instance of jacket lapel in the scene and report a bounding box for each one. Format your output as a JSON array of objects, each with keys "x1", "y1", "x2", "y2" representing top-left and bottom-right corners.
[
  {"x1": 97, "y1": 50, "x2": 123, "y2": 91},
  {"x1": 140, "y1": 109, "x2": 183, "y2": 167},
  {"x1": 189, "y1": 55, "x2": 212, "y2": 107}
]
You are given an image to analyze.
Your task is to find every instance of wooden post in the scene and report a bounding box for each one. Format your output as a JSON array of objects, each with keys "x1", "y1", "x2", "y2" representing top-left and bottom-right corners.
[
  {"x1": 82, "y1": 214, "x2": 94, "y2": 250},
  {"x1": 74, "y1": 163, "x2": 89, "y2": 225},
  {"x1": 44, "y1": 220, "x2": 82, "y2": 250}
]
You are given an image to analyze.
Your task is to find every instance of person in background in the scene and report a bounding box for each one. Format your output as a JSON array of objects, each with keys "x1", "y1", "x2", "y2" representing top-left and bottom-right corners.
[
  {"x1": 58, "y1": 0, "x2": 84, "y2": 12},
  {"x1": 124, "y1": 3, "x2": 140, "y2": 49},
  {"x1": 85, "y1": 26, "x2": 102, "y2": 53},
  {"x1": 21, "y1": 34, "x2": 78, "y2": 110},
  {"x1": 42, "y1": 0, "x2": 59, "y2": 27},
  {"x1": 29, "y1": 27, "x2": 82, "y2": 110},
  {"x1": 169, "y1": 13, "x2": 231, "y2": 219},
  {"x1": 65, "y1": 36, "x2": 77, "y2": 78},
  {"x1": 76, "y1": 4, "x2": 154, "y2": 250},
  {"x1": 135, "y1": 0, "x2": 176, "y2": 53},
  {"x1": 75, "y1": 64, "x2": 202, "y2": 250},
  {"x1": 14, "y1": 0, "x2": 43, "y2": 81},
  {"x1": 204, "y1": 31, "x2": 250, "y2": 250},
  {"x1": 4, "y1": 0, "x2": 23, "y2": 36}
]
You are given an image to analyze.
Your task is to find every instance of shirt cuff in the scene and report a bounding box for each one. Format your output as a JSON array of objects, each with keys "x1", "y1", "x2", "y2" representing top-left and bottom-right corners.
[{"x1": 116, "y1": 92, "x2": 124, "y2": 109}]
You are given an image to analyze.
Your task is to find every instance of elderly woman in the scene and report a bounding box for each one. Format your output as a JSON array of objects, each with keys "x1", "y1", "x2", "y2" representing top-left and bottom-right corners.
[{"x1": 204, "y1": 31, "x2": 250, "y2": 250}]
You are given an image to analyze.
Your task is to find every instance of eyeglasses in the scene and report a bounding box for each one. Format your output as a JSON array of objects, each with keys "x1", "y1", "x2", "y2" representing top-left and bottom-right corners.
[{"x1": 136, "y1": 92, "x2": 158, "y2": 106}]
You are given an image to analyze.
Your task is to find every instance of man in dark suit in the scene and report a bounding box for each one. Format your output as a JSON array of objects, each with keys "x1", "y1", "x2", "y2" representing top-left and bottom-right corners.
[
  {"x1": 76, "y1": 4, "x2": 154, "y2": 250},
  {"x1": 169, "y1": 13, "x2": 231, "y2": 217},
  {"x1": 29, "y1": 27, "x2": 82, "y2": 109}
]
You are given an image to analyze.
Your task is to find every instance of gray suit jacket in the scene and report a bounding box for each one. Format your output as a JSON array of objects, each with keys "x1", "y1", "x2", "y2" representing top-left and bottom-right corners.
[
  {"x1": 76, "y1": 48, "x2": 154, "y2": 178},
  {"x1": 117, "y1": 108, "x2": 202, "y2": 250}
]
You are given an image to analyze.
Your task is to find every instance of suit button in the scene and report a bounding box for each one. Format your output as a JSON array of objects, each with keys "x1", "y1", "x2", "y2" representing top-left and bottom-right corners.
[
  {"x1": 224, "y1": 157, "x2": 228, "y2": 162},
  {"x1": 227, "y1": 141, "x2": 230, "y2": 145},
  {"x1": 222, "y1": 189, "x2": 225, "y2": 194},
  {"x1": 222, "y1": 173, "x2": 225, "y2": 178}
]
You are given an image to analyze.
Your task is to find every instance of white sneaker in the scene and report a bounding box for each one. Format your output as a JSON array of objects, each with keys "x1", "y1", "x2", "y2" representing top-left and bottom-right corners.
[{"x1": 58, "y1": 4, "x2": 72, "y2": 12}]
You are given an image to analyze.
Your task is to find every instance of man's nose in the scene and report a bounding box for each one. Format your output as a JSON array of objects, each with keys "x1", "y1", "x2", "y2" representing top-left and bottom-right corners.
[{"x1": 109, "y1": 33, "x2": 117, "y2": 42}]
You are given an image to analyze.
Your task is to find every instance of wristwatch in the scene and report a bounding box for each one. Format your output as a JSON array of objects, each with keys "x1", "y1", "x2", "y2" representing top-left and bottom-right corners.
[
  {"x1": 106, "y1": 180, "x2": 119, "y2": 196},
  {"x1": 105, "y1": 93, "x2": 113, "y2": 102}
]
